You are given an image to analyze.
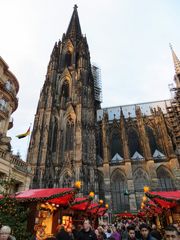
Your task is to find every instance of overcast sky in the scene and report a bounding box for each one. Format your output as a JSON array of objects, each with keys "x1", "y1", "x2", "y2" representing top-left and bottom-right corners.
[{"x1": 1, "y1": 0, "x2": 180, "y2": 160}]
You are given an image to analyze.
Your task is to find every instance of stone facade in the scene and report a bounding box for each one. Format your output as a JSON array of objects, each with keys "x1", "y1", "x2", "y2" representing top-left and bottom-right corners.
[
  {"x1": 0, "y1": 56, "x2": 31, "y2": 192},
  {"x1": 27, "y1": 6, "x2": 180, "y2": 212}
]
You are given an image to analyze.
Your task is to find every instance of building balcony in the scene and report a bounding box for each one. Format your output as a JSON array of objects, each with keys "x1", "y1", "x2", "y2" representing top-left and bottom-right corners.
[{"x1": 0, "y1": 82, "x2": 18, "y2": 112}]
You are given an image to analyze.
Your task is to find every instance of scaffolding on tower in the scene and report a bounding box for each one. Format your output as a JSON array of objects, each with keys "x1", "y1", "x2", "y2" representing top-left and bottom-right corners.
[
  {"x1": 91, "y1": 63, "x2": 102, "y2": 103},
  {"x1": 167, "y1": 83, "x2": 180, "y2": 153}
]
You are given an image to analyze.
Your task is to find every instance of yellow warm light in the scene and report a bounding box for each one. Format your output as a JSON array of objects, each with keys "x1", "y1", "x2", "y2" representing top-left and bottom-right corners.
[
  {"x1": 144, "y1": 186, "x2": 150, "y2": 193},
  {"x1": 105, "y1": 204, "x2": 109, "y2": 209},
  {"x1": 99, "y1": 199, "x2": 103, "y2": 205},
  {"x1": 141, "y1": 202, "x2": 145, "y2": 208},
  {"x1": 142, "y1": 195, "x2": 147, "y2": 202},
  {"x1": 89, "y1": 192, "x2": 95, "y2": 198},
  {"x1": 74, "y1": 181, "x2": 81, "y2": 189}
]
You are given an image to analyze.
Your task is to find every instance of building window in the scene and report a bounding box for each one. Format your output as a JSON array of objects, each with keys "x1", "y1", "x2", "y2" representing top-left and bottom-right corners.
[
  {"x1": 61, "y1": 80, "x2": 69, "y2": 102},
  {"x1": 65, "y1": 120, "x2": 74, "y2": 151},
  {"x1": 0, "y1": 99, "x2": 8, "y2": 112},
  {"x1": 133, "y1": 168, "x2": 149, "y2": 209},
  {"x1": 157, "y1": 167, "x2": 175, "y2": 191},
  {"x1": 145, "y1": 126, "x2": 162, "y2": 155},
  {"x1": 111, "y1": 171, "x2": 129, "y2": 212},
  {"x1": 111, "y1": 132, "x2": 123, "y2": 160},
  {"x1": 65, "y1": 51, "x2": 72, "y2": 67},
  {"x1": 62, "y1": 173, "x2": 72, "y2": 187},
  {"x1": 128, "y1": 127, "x2": 142, "y2": 157},
  {"x1": 52, "y1": 118, "x2": 58, "y2": 152}
]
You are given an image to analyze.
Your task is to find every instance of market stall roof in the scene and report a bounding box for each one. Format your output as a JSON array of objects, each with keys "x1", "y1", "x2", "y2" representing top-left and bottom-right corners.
[
  {"x1": 145, "y1": 191, "x2": 180, "y2": 208},
  {"x1": 15, "y1": 188, "x2": 76, "y2": 205},
  {"x1": 116, "y1": 212, "x2": 135, "y2": 218},
  {"x1": 71, "y1": 197, "x2": 91, "y2": 211},
  {"x1": 97, "y1": 207, "x2": 107, "y2": 216},
  {"x1": 87, "y1": 203, "x2": 100, "y2": 214}
]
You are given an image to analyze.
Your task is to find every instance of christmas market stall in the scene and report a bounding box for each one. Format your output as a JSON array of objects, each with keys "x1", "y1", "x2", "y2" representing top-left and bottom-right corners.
[
  {"x1": 70, "y1": 193, "x2": 109, "y2": 228},
  {"x1": 145, "y1": 191, "x2": 180, "y2": 227},
  {"x1": 137, "y1": 187, "x2": 180, "y2": 228},
  {"x1": 14, "y1": 182, "x2": 81, "y2": 239}
]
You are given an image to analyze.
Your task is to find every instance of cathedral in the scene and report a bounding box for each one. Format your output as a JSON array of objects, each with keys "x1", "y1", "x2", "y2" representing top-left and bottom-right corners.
[{"x1": 27, "y1": 5, "x2": 180, "y2": 212}]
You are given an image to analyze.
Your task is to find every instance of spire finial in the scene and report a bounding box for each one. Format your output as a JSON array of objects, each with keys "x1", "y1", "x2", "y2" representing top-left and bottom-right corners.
[
  {"x1": 170, "y1": 44, "x2": 180, "y2": 75},
  {"x1": 66, "y1": 4, "x2": 82, "y2": 38},
  {"x1": 74, "y1": 4, "x2": 78, "y2": 10}
]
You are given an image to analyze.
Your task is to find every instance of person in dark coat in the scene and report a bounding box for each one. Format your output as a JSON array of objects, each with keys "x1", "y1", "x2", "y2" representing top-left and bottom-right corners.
[
  {"x1": 77, "y1": 219, "x2": 97, "y2": 240},
  {"x1": 139, "y1": 224, "x2": 157, "y2": 240},
  {"x1": 55, "y1": 225, "x2": 70, "y2": 240},
  {"x1": 150, "y1": 224, "x2": 162, "y2": 240}
]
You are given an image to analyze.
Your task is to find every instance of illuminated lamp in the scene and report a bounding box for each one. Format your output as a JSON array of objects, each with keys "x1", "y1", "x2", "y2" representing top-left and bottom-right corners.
[
  {"x1": 143, "y1": 186, "x2": 150, "y2": 193},
  {"x1": 74, "y1": 181, "x2": 81, "y2": 189},
  {"x1": 99, "y1": 199, "x2": 103, "y2": 205}
]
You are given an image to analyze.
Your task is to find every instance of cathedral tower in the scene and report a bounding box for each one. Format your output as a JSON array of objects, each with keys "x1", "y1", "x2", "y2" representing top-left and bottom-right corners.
[{"x1": 27, "y1": 5, "x2": 100, "y2": 194}]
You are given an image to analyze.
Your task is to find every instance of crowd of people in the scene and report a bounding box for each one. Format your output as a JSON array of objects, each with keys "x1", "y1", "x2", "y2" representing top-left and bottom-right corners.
[
  {"x1": 52, "y1": 219, "x2": 179, "y2": 240},
  {"x1": 0, "y1": 219, "x2": 179, "y2": 240}
]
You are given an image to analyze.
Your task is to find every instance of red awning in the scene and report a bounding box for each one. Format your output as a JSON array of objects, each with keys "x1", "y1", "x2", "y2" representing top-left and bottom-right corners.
[
  {"x1": 146, "y1": 191, "x2": 180, "y2": 209},
  {"x1": 116, "y1": 212, "x2": 135, "y2": 218},
  {"x1": 15, "y1": 188, "x2": 76, "y2": 206},
  {"x1": 71, "y1": 197, "x2": 91, "y2": 211},
  {"x1": 87, "y1": 203, "x2": 99, "y2": 214},
  {"x1": 97, "y1": 207, "x2": 107, "y2": 216}
]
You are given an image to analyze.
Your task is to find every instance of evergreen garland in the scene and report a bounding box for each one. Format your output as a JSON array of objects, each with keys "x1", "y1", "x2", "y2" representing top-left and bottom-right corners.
[{"x1": 0, "y1": 178, "x2": 32, "y2": 240}]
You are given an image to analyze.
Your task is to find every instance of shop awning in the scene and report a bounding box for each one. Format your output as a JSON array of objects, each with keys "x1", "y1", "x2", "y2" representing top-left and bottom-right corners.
[
  {"x1": 97, "y1": 207, "x2": 107, "y2": 216},
  {"x1": 145, "y1": 191, "x2": 180, "y2": 209},
  {"x1": 15, "y1": 188, "x2": 76, "y2": 205},
  {"x1": 116, "y1": 212, "x2": 135, "y2": 218},
  {"x1": 71, "y1": 197, "x2": 91, "y2": 211},
  {"x1": 87, "y1": 203, "x2": 100, "y2": 214}
]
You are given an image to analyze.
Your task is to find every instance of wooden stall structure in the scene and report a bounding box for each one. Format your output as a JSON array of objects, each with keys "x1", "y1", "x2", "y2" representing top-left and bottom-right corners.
[{"x1": 139, "y1": 190, "x2": 180, "y2": 228}]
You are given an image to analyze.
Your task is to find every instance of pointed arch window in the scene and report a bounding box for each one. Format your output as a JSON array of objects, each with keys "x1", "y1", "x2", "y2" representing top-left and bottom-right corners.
[
  {"x1": 133, "y1": 169, "x2": 149, "y2": 208},
  {"x1": 111, "y1": 171, "x2": 129, "y2": 212},
  {"x1": 97, "y1": 171, "x2": 105, "y2": 201},
  {"x1": 65, "y1": 120, "x2": 74, "y2": 151},
  {"x1": 62, "y1": 80, "x2": 69, "y2": 99},
  {"x1": 65, "y1": 51, "x2": 72, "y2": 67},
  {"x1": 128, "y1": 127, "x2": 142, "y2": 157},
  {"x1": 96, "y1": 128, "x2": 103, "y2": 163},
  {"x1": 157, "y1": 167, "x2": 175, "y2": 191},
  {"x1": 111, "y1": 131, "x2": 123, "y2": 160},
  {"x1": 52, "y1": 118, "x2": 58, "y2": 152},
  {"x1": 145, "y1": 126, "x2": 161, "y2": 156},
  {"x1": 62, "y1": 173, "x2": 72, "y2": 187}
]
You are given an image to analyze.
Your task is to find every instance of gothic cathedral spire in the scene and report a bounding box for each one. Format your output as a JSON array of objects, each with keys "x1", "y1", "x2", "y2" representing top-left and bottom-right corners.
[
  {"x1": 66, "y1": 4, "x2": 82, "y2": 39},
  {"x1": 27, "y1": 6, "x2": 98, "y2": 194}
]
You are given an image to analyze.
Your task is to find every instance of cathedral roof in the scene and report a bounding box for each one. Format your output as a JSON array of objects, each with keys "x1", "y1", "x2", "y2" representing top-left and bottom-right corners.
[{"x1": 66, "y1": 5, "x2": 82, "y2": 39}]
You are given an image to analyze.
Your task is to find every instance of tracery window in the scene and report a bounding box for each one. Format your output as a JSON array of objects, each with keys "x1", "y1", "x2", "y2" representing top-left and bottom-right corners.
[
  {"x1": 52, "y1": 118, "x2": 58, "y2": 152},
  {"x1": 65, "y1": 51, "x2": 72, "y2": 67},
  {"x1": 128, "y1": 127, "x2": 142, "y2": 157},
  {"x1": 111, "y1": 132, "x2": 123, "y2": 160},
  {"x1": 157, "y1": 167, "x2": 175, "y2": 191},
  {"x1": 97, "y1": 171, "x2": 105, "y2": 201},
  {"x1": 62, "y1": 80, "x2": 69, "y2": 99},
  {"x1": 111, "y1": 170, "x2": 129, "y2": 212},
  {"x1": 133, "y1": 168, "x2": 149, "y2": 208},
  {"x1": 145, "y1": 126, "x2": 160, "y2": 155},
  {"x1": 65, "y1": 120, "x2": 74, "y2": 151},
  {"x1": 62, "y1": 173, "x2": 72, "y2": 187}
]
